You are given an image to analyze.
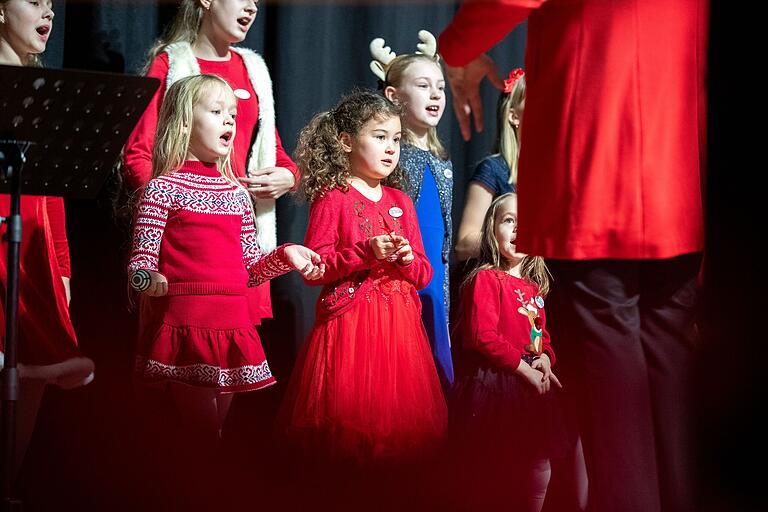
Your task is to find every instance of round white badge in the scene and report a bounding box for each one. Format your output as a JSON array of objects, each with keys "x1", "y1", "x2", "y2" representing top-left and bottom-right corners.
[
  {"x1": 234, "y1": 89, "x2": 251, "y2": 100},
  {"x1": 388, "y1": 207, "x2": 403, "y2": 218},
  {"x1": 443, "y1": 168, "x2": 453, "y2": 179},
  {"x1": 535, "y1": 296, "x2": 545, "y2": 308}
]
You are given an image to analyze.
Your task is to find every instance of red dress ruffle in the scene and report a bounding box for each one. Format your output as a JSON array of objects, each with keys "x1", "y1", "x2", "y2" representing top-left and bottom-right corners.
[
  {"x1": 278, "y1": 268, "x2": 447, "y2": 464},
  {"x1": 136, "y1": 292, "x2": 275, "y2": 393}
]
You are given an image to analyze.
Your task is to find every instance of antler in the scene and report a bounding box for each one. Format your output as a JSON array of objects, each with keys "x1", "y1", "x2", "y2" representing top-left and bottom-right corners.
[
  {"x1": 416, "y1": 30, "x2": 438, "y2": 59},
  {"x1": 369, "y1": 38, "x2": 397, "y2": 81},
  {"x1": 515, "y1": 289, "x2": 527, "y2": 308}
]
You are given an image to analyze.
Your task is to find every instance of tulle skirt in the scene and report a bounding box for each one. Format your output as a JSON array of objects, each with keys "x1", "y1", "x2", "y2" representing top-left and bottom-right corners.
[
  {"x1": 449, "y1": 356, "x2": 572, "y2": 464},
  {"x1": 278, "y1": 278, "x2": 447, "y2": 465},
  {"x1": 136, "y1": 292, "x2": 275, "y2": 393}
]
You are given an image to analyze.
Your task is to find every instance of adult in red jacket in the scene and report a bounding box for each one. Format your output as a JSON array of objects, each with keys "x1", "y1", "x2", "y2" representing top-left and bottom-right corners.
[{"x1": 440, "y1": 1, "x2": 706, "y2": 511}]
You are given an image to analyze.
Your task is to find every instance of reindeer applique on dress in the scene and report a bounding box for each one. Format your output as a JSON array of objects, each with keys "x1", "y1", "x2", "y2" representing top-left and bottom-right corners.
[{"x1": 515, "y1": 289, "x2": 545, "y2": 356}]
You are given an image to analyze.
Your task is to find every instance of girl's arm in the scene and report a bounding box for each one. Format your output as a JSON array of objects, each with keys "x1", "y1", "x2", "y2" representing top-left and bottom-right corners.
[
  {"x1": 122, "y1": 55, "x2": 170, "y2": 190},
  {"x1": 127, "y1": 179, "x2": 175, "y2": 276},
  {"x1": 45, "y1": 197, "x2": 71, "y2": 279},
  {"x1": 240, "y1": 194, "x2": 294, "y2": 286},
  {"x1": 463, "y1": 271, "x2": 523, "y2": 372},
  {"x1": 275, "y1": 130, "x2": 300, "y2": 191},
  {"x1": 455, "y1": 181, "x2": 495, "y2": 261},
  {"x1": 303, "y1": 196, "x2": 379, "y2": 285}
]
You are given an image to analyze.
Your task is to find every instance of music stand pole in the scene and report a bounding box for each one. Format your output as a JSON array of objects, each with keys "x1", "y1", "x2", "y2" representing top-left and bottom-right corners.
[{"x1": 0, "y1": 142, "x2": 25, "y2": 512}]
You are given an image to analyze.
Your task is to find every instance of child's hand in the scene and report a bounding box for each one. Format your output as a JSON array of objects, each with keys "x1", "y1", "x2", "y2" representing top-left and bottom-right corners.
[
  {"x1": 532, "y1": 354, "x2": 563, "y2": 390},
  {"x1": 284, "y1": 245, "x2": 326, "y2": 280},
  {"x1": 394, "y1": 238, "x2": 414, "y2": 265},
  {"x1": 370, "y1": 233, "x2": 399, "y2": 260},
  {"x1": 130, "y1": 270, "x2": 168, "y2": 297},
  {"x1": 516, "y1": 361, "x2": 548, "y2": 395}
]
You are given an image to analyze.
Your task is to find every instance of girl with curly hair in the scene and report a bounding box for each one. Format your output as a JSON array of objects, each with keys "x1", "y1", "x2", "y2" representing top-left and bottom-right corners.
[{"x1": 278, "y1": 90, "x2": 447, "y2": 465}]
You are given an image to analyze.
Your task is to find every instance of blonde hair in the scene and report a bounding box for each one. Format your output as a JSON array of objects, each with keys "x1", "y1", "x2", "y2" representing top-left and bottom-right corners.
[
  {"x1": 296, "y1": 90, "x2": 403, "y2": 202},
  {"x1": 463, "y1": 193, "x2": 550, "y2": 296},
  {"x1": 384, "y1": 53, "x2": 448, "y2": 161},
  {"x1": 152, "y1": 74, "x2": 238, "y2": 185},
  {"x1": 0, "y1": 0, "x2": 43, "y2": 67},
  {"x1": 143, "y1": 0, "x2": 204, "y2": 69},
  {"x1": 495, "y1": 75, "x2": 526, "y2": 185}
]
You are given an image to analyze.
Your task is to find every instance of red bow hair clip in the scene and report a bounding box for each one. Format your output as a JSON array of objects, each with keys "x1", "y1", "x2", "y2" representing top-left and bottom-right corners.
[{"x1": 503, "y1": 68, "x2": 525, "y2": 93}]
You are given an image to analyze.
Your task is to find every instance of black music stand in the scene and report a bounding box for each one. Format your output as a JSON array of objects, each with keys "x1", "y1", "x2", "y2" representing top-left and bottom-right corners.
[{"x1": 0, "y1": 64, "x2": 159, "y2": 510}]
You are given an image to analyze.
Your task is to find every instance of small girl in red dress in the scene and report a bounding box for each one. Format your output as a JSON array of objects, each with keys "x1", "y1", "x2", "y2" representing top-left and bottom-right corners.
[
  {"x1": 127, "y1": 74, "x2": 323, "y2": 440},
  {"x1": 451, "y1": 192, "x2": 569, "y2": 511},
  {"x1": 278, "y1": 90, "x2": 447, "y2": 465}
]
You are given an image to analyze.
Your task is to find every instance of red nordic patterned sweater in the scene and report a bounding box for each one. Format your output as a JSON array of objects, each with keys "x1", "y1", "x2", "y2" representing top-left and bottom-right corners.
[{"x1": 127, "y1": 161, "x2": 292, "y2": 292}]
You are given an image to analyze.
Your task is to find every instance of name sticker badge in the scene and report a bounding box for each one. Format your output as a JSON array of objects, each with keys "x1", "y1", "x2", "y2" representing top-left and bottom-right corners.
[
  {"x1": 535, "y1": 296, "x2": 545, "y2": 308},
  {"x1": 234, "y1": 89, "x2": 251, "y2": 100},
  {"x1": 443, "y1": 168, "x2": 453, "y2": 179},
  {"x1": 388, "y1": 206, "x2": 403, "y2": 219}
]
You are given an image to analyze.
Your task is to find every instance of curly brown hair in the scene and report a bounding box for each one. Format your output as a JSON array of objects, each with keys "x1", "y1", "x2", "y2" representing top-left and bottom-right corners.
[{"x1": 295, "y1": 90, "x2": 404, "y2": 202}]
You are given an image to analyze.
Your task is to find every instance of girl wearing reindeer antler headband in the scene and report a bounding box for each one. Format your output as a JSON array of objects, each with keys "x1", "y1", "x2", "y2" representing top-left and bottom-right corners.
[{"x1": 369, "y1": 30, "x2": 454, "y2": 388}]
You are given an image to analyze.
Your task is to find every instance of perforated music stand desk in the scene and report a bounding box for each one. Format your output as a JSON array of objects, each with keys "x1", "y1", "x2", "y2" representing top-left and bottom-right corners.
[{"x1": 0, "y1": 64, "x2": 160, "y2": 509}]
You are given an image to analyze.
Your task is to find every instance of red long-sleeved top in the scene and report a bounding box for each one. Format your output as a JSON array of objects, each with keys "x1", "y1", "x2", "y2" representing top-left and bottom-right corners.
[
  {"x1": 122, "y1": 51, "x2": 298, "y2": 190},
  {"x1": 459, "y1": 268, "x2": 554, "y2": 372},
  {"x1": 440, "y1": 0, "x2": 707, "y2": 260},
  {"x1": 304, "y1": 185, "x2": 433, "y2": 322}
]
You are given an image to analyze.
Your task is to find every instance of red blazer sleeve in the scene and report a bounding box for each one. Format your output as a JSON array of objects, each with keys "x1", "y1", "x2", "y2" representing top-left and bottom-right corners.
[
  {"x1": 274, "y1": 129, "x2": 300, "y2": 190},
  {"x1": 45, "y1": 197, "x2": 71, "y2": 278},
  {"x1": 395, "y1": 193, "x2": 433, "y2": 290},
  {"x1": 463, "y1": 270, "x2": 523, "y2": 372},
  {"x1": 303, "y1": 194, "x2": 378, "y2": 285},
  {"x1": 123, "y1": 54, "x2": 170, "y2": 190},
  {"x1": 438, "y1": 0, "x2": 544, "y2": 67}
]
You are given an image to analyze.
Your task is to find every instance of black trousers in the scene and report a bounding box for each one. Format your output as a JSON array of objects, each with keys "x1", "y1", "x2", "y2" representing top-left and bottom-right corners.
[{"x1": 546, "y1": 253, "x2": 701, "y2": 512}]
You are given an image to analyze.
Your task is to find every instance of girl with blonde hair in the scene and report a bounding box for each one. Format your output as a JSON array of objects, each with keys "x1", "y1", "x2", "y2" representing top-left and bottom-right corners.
[
  {"x1": 451, "y1": 193, "x2": 569, "y2": 511},
  {"x1": 128, "y1": 74, "x2": 322, "y2": 441},
  {"x1": 123, "y1": 0, "x2": 298, "y2": 324},
  {"x1": 369, "y1": 30, "x2": 454, "y2": 388},
  {"x1": 456, "y1": 68, "x2": 526, "y2": 261}
]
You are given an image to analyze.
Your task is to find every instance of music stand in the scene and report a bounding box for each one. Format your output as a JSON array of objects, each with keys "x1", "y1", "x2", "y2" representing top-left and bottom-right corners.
[{"x1": 0, "y1": 64, "x2": 159, "y2": 510}]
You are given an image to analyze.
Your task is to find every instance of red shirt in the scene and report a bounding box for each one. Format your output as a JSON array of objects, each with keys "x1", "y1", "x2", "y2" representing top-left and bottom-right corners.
[
  {"x1": 122, "y1": 51, "x2": 298, "y2": 190},
  {"x1": 304, "y1": 185, "x2": 433, "y2": 322},
  {"x1": 458, "y1": 268, "x2": 554, "y2": 372},
  {"x1": 440, "y1": 0, "x2": 707, "y2": 259}
]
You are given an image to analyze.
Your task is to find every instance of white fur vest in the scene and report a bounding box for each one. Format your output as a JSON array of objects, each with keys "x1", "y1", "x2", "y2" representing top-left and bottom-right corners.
[{"x1": 164, "y1": 42, "x2": 278, "y2": 251}]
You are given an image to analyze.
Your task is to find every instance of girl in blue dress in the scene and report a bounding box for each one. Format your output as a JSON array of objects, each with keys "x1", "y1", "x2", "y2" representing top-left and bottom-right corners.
[{"x1": 369, "y1": 30, "x2": 454, "y2": 387}]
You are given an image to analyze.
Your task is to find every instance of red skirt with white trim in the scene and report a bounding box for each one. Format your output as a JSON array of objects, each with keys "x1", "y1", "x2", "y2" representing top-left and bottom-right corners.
[{"x1": 136, "y1": 289, "x2": 275, "y2": 393}]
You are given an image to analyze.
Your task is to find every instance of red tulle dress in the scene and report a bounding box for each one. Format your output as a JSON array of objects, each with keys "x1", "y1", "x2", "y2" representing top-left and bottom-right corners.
[
  {"x1": 0, "y1": 195, "x2": 94, "y2": 388},
  {"x1": 278, "y1": 185, "x2": 447, "y2": 464},
  {"x1": 127, "y1": 162, "x2": 293, "y2": 393}
]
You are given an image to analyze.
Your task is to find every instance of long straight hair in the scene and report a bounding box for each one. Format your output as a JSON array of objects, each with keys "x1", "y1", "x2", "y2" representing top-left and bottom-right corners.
[
  {"x1": 143, "y1": 0, "x2": 204, "y2": 71},
  {"x1": 494, "y1": 75, "x2": 526, "y2": 185},
  {"x1": 462, "y1": 193, "x2": 550, "y2": 296},
  {"x1": 152, "y1": 74, "x2": 237, "y2": 186}
]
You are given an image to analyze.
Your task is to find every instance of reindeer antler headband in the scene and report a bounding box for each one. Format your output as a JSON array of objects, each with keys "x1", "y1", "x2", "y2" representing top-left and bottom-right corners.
[{"x1": 369, "y1": 30, "x2": 439, "y2": 83}]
